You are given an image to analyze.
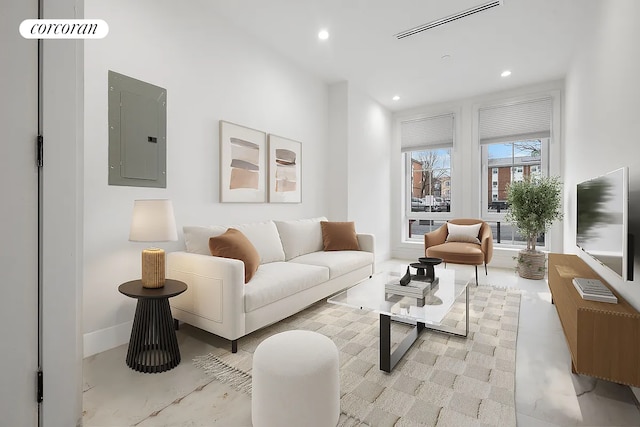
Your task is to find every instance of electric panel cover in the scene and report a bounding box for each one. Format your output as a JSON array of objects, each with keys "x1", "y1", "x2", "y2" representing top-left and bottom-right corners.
[{"x1": 108, "y1": 71, "x2": 167, "y2": 187}]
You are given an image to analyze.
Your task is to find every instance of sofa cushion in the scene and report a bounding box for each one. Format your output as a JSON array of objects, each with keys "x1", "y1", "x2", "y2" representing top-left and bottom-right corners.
[
  {"x1": 274, "y1": 217, "x2": 327, "y2": 260},
  {"x1": 233, "y1": 221, "x2": 285, "y2": 264},
  {"x1": 289, "y1": 250, "x2": 373, "y2": 279},
  {"x1": 184, "y1": 225, "x2": 226, "y2": 255},
  {"x1": 320, "y1": 221, "x2": 360, "y2": 251},
  {"x1": 209, "y1": 228, "x2": 260, "y2": 283},
  {"x1": 446, "y1": 222, "x2": 481, "y2": 244},
  {"x1": 184, "y1": 221, "x2": 285, "y2": 264},
  {"x1": 244, "y1": 262, "x2": 330, "y2": 312}
]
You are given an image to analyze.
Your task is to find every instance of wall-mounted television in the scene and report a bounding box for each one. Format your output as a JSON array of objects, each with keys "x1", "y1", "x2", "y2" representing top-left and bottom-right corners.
[{"x1": 576, "y1": 167, "x2": 633, "y2": 281}]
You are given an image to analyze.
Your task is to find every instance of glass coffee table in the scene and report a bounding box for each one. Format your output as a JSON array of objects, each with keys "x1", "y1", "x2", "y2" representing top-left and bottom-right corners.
[{"x1": 328, "y1": 269, "x2": 469, "y2": 372}]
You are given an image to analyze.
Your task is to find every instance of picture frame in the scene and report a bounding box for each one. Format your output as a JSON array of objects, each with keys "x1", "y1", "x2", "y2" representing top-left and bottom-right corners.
[
  {"x1": 219, "y1": 120, "x2": 267, "y2": 203},
  {"x1": 268, "y1": 134, "x2": 302, "y2": 203}
]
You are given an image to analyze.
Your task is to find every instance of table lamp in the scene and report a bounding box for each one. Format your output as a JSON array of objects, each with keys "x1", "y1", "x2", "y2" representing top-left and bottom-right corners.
[{"x1": 129, "y1": 199, "x2": 178, "y2": 288}]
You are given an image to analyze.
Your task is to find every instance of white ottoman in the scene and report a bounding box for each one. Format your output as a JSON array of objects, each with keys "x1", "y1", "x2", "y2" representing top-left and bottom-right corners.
[{"x1": 252, "y1": 330, "x2": 340, "y2": 427}]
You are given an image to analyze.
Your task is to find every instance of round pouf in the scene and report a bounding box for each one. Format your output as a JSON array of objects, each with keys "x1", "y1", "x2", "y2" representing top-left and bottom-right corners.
[{"x1": 252, "y1": 330, "x2": 340, "y2": 427}]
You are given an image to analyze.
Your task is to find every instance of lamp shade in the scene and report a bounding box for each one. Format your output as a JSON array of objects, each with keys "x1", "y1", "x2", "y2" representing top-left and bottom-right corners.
[{"x1": 129, "y1": 199, "x2": 178, "y2": 242}]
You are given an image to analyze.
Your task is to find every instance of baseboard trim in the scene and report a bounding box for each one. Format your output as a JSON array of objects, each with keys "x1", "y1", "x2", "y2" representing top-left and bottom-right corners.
[{"x1": 83, "y1": 321, "x2": 132, "y2": 358}]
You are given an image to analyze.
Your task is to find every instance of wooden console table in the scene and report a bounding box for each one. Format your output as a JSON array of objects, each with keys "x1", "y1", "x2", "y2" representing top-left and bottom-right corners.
[{"x1": 548, "y1": 253, "x2": 640, "y2": 387}]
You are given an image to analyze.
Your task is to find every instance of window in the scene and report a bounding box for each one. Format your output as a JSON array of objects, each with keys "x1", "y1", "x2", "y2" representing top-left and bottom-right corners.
[
  {"x1": 479, "y1": 97, "x2": 552, "y2": 247},
  {"x1": 408, "y1": 148, "x2": 451, "y2": 213},
  {"x1": 401, "y1": 113, "x2": 454, "y2": 241}
]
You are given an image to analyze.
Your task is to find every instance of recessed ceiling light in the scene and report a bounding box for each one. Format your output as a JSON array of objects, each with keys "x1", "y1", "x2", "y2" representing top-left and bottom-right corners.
[
  {"x1": 393, "y1": 95, "x2": 400, "y2": 101},
  {"x1": 501, "y1": 70, "x2": 512, "y2": 77},
  {"x1": 318, "y1": 29, "x2": 329, "y2": 40}
]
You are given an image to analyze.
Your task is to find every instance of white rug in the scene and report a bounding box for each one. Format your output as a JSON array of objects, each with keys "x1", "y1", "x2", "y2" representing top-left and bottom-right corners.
[{"x1": 194, "y1": 285, "x2": 521, "y2": 427}]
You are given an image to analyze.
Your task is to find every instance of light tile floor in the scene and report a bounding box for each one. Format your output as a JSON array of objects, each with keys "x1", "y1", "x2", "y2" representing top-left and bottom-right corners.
[{"x1": 83, "y1": 260, "x2": 640, "y2": 426}]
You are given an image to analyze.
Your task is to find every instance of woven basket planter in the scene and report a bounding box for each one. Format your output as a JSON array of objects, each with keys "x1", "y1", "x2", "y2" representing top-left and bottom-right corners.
[{"x1": 517, "y1": 250, "x2": 546, "y2": 279}]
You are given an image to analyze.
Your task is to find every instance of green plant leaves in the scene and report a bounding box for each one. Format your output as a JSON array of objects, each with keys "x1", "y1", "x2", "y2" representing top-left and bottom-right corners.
[{"x1": 505, "y1": 175, "x2": 563, "y2": 251}]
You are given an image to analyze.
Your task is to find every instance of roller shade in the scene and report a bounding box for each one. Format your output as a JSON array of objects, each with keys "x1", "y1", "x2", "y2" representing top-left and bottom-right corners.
[
  {"x1": 401, "y1": 113, "x2": 454, "y2": 152},
  {"x1": 479, "y1": 98, "x2": 552, "y2": 145}
]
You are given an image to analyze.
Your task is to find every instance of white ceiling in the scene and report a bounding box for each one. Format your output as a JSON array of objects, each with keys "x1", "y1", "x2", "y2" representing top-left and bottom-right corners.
[{"x1": 211, "y1": 0, "x2": 600, "y2": 111}]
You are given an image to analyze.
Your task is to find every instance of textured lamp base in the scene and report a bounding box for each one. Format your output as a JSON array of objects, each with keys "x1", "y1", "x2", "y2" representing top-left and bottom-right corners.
[{"x1": 142, "y1": 248, "x2": 165, "y2": 288}]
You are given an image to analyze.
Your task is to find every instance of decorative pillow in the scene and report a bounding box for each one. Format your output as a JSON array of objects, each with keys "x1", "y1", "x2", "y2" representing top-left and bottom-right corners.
[
  {"x1": 320, "y1": 221, "x2": 360, "y2": 251},
  {"x1": 274, "y1": 217, "x2": 327, "y2": 260},
  {"x1": 446, "y1": 222, "x2": 482, "y2": 244},
  {"x1": 183, "y1": 225, "x2": 226, "y2": 255},
  {"x1": 209, "y1": 228, "x2": 260, "y2": 283}
]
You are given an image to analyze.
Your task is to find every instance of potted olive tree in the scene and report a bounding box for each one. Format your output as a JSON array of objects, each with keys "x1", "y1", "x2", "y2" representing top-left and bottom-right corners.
[{"x1": 506, "y1": 175, "x2": 563, "y2": 279}]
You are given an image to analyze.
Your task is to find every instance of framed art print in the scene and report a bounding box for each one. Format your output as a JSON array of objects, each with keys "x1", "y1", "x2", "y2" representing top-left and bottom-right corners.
[
  {"x1": 219, "y1": 121, "x2": 267, "y2": 202},
  {"x1": 268, "y1": 134, "x2": 301, "y2": 203}
]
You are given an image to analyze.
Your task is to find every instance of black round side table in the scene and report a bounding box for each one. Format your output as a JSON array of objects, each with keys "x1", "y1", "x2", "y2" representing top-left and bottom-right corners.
[{"x1": 118, "y1": 279, "x2": 187, "y2": 373}]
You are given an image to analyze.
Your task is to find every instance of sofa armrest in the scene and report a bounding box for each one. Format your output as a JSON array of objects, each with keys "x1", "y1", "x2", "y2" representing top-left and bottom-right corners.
[
  {"x1": 357, "y1": 233, "x2": 375, "y2": 254},
  {"x1": 166, "y1": 251, "x2": 246, "y2": 340},
  {"x1": 424, "y1": 224, "x2": 448, "y2": 255}
]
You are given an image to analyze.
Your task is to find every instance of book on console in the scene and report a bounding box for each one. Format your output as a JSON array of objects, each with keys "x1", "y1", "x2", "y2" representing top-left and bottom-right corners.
[{"x1": 571, "y1": 277, "x2": 617, "y2": 303}]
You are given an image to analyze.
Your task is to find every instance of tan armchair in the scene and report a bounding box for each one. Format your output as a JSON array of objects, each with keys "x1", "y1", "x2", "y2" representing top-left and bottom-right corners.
[{"x1": 424, "y1": 219, "x2": 493, "y2": 285}]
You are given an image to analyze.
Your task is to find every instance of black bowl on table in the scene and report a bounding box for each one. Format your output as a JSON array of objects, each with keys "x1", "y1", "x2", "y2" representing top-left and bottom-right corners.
[{"x1": 418, "y1": 257, "x2": 443, "y2": 266}]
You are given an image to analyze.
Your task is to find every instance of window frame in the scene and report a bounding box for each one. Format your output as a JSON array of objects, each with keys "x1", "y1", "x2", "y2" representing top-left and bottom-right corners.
[
  {"x1": 400, "y1": 112, "x2": 457, "y2": 243},
  {"x1": 477, "y1": 96, "x2": 555, "y2": 249}
]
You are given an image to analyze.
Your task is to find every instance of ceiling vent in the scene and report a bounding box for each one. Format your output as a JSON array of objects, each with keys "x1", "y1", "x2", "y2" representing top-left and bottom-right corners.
[{"x1": 395, "y1": 0, "x2": 502, "y2": 40}]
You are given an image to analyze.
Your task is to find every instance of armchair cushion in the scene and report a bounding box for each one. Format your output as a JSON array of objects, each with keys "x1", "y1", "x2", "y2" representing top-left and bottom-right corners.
[
  {"x1": 426, "y1": 242, "x2": 485, "y2": 265},
  {"x1": 446, "y1": 223, "x2": 481, "y2": 244}
]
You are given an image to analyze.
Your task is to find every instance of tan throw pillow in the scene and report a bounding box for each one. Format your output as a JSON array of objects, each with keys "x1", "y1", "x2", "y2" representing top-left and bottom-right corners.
[
  {"x1": 209, "y1": 228, "x2": 260, "y2": 283},
  {"x1": 320, "y1": 221, "x2": 360, "y2": 251},
  {"x1": 446, "y1": 222, "x2": 482, "y2": 245}
]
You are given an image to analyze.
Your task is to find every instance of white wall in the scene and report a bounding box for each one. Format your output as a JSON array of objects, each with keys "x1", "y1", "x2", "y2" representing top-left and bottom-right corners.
[
  {"x1": 564, "y1": 0, "x2": 640, "y2": 400},
  {"x1": 346, "y1": 85, "x2": 392, "y2": 261},
  {"x1": 327, "y1": 83, "x2": 349, "y2": 221},
  {"x1": 327, "y1": 82, "x2": 393, "y2": 261},
  {"x1": 564, "y1": 0, "x2": 640, "y2": 308},
  {"x1": 84, "y1": 0, "x2": 331, "y2": 355},
  {"x1": 391, "y1": 81, "x2": 565, "y2": 264}
]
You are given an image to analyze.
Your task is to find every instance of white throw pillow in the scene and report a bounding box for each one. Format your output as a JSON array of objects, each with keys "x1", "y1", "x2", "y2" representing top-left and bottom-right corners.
[
  {"x1": 446, "y1": 222, "x2": 482, "y2": 244},
  {"x1": 274, "y1": 217, "x2": 327, "y2": 260},
  {"x1": 183, "y1": 225, "x2": 226, "y2": 255},
  {"x1": 232, "y1": 221, "x2": 286, "y2": 264}
]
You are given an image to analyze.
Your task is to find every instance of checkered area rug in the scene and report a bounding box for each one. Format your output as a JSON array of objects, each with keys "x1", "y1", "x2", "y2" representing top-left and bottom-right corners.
[{"x1": 194, "y1": 285, "x2": 521, "y2": 427}]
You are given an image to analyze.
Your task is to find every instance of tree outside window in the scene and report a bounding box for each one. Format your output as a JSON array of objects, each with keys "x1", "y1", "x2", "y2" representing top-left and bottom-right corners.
[{"x1": 409, "y1": 148, "x2": 451, "y2": 212}]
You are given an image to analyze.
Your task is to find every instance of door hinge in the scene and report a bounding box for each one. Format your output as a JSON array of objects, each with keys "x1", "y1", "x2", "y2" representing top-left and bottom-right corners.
[
  {"x1": 37, "y1": 370, "x2": 43, "y2": 403},
  {"x1": 36, "y1": 135, "x2": 43, "y2": 168}
]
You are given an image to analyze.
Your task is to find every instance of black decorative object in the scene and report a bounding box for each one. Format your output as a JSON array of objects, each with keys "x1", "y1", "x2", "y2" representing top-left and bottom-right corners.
[
  {"x1": 399, "y1": 266, "x2": 411, "y2": 286},
  {"x1": 410, "y1": 257, "x2": 443, "y2": 282}
]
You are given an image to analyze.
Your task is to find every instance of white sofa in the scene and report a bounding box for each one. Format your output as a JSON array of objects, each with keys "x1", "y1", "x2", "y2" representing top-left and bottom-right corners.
[{"x1": 167, "y1": 217, "x2": 375, "y2": 352}]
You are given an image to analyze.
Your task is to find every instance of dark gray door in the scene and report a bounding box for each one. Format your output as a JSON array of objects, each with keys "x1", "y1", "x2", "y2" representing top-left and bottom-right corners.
[{"x1": 0, "y1": 1, "x2": 40, "y2": 425}]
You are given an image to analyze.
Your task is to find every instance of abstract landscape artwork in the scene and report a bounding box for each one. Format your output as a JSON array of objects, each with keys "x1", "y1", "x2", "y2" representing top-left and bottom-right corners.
[
  {"x1": 219, "y1": 121, "x2": 266, "y2": 202},
  {"x1": 268, "y1": 134, "x2": 301, "y2": 203}
]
